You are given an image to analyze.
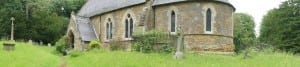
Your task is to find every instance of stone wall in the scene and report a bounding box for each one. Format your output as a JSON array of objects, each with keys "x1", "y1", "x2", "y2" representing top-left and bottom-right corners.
[
  {"x1": 67, "y1": 16, "x2": 85, "y2": 51},
  {"x1": 153, "y1": 1, "x2": 234, "y2": 53},
  {"x1": 184, "y1": 34, "x2": 234, "y2": 52},
  {"x1": 90, "y1": 2, "x2": 147, "y2": 50},
  {"x1": 91, "y1": 16, "x2": 101, "y2": 39},
  {"x1": 89, "y1": 1, "x2": 235, "y2": 52},
  {"x1": 154, "y1": 1, "x2": 234, "y2": 36}
]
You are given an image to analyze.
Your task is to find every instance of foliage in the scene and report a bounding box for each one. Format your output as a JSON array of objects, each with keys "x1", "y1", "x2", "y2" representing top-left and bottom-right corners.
[
  {"x1": 30, "y1": 11, "x2": 68, "y2": 44},
  {"x1": 52, "y1": 0, "x2": 86, "y2": 17},
  {"x1": 109, "y1": 40, "x2": 125, "y2": 51},
  {"x1": 260, "y1": 0, "x2": 300, "y2": 53},
  {"x1": 55, "y1": 36, "x2": 69, "y2": 55},
  {"x1": 68, "y1": 50, "x2": 82, "y2": 57},
  {"x1": 160, "y1": 44, "x2": 175, "y2": 53},
  {"x1": 132, "y1": 30, "x2": 173, "y2": 53},
  {"x1": 233, "y1": 13, "x2": 256, "y2": 53},
  {"x1": 0, "y1": 0, "x2": 86, "y2": 44},
  {"x1": 88, "y1": 40, "x2": 100, "y2": 50}
]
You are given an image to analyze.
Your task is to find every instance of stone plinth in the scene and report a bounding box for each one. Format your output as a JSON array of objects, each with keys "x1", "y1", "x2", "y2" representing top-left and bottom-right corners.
[{"x1": 3, "y1": 42, "x2": 15, "y2": 51}]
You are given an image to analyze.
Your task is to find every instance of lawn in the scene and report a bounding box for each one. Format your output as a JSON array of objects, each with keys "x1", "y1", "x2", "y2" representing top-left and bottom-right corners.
[
  {"x1": 0, "y1": 41, "x2": 60, "y2": 67},
  {"x1": 67, "y1": 50, "x2": 300, "y2": 67},
  {"x1": 1, "y1": 41, "x2": 300, "y2": 67}
]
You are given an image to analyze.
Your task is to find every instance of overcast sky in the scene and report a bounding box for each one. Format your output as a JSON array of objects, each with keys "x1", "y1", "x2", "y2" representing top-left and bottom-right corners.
[{"x1": 229, "y1": 0, "x2": 287, "y2": 36}]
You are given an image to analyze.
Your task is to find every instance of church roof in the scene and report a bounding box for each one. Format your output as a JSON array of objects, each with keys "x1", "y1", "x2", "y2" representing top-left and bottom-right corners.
[
  {"x1": 76, "y1": 17, "x2": 98, "y2": 41},
  {"x1": 153, "y1": 0, "x2": 230, "y2": 5},
  {"x1": 153, "y1": 0, "x2": 234, "y2": 10},
  {"x1": 77, "y1": 0, "x2": 146, "y2": 17},
  {"x1": 77, "y1": 0, "x2": 233, "y2": 17}
]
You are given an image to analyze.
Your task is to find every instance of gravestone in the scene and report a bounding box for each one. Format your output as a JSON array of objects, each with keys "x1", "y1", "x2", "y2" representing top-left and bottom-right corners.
[
  {"x1": 39, "y1": 41, "x2": 43, "y2": 45},
  {"x1": 28, "y1": 40, "x2": 33, "y2": 45},
  {"x1": 3, "y1": 42, "x2": 15, "y2": 51},
  {"x1": 174, "y1": 26, "x2": 184, "y2": 59},
  {"x1": 48, "y1": 43, "x2": 51, "y2": 47}
]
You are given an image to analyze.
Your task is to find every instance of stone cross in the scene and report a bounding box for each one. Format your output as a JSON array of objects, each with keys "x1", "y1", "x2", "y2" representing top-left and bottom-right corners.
[
  {"x1": 174, "y1": 25, "x2": 184, "y2": 59},
  {"x1": 10, "y1": 17, "x2": 15, "y2": 42}
]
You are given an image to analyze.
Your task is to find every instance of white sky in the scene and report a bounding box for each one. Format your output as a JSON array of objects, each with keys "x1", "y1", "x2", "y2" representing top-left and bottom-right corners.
[{"x1": 229, "y1": 0, "x2": 287, "y2": 36}]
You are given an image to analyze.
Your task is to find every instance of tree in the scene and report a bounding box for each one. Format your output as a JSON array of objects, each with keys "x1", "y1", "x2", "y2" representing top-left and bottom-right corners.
[
  {"x1": 52, "y1": 0, "x2": 86, "y2": 17},
  {"x1": 0, "y1": 0, "x2": 28, "y2": 39},
  {"x1": 0, "y1": 0, "x2": 85, "y2": 44},
  {"x1": 233, "y1": 13, "x2": 256, "y2": 53},
  {"x1": 260, "y1": 0, "x2": 300, "y2": 53}
]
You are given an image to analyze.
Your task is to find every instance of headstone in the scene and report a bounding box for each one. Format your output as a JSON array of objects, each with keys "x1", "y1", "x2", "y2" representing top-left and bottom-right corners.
[
  {"x1": 48, "y1": 43, "x2": 51, "y2": 47},
  {"x1": 28, "y1": 40, "x2": 33, "y2": 45},
  {"x1": 39, "y1": 41, "x2": 43, "y2": 45},
  {"x1": 174, "y1": 26, "x2": 184, "y2": 59},
  {"x1": 3, "y1": 42, "x2": 15, "y2": 51}
]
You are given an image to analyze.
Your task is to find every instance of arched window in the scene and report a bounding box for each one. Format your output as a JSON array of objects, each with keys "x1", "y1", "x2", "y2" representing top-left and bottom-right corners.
[
  {"x1": 125, "y1": 14, "x2": 134, "y2": 38},
  {"x1": 125, "y1": 18, "x2": 129, "y2": 38},
  {"x1": 110, "y1": 22, "x2": 112, "y2": 39},
  {"x1": 130, "y1": 18, "x2": 133, "y2": 36},
  {"x1": 206, "y1": 9, "x2": 212, "y2": 32},
  {"x1": 106, "y1": 18, "x2": 113, "y2": 39},
  {"x1": 170, "y1": 11, "x2": 176, "y2": 32},
  {"x1": 106, "y1": 23, "x2": 109, "y2": 39}
]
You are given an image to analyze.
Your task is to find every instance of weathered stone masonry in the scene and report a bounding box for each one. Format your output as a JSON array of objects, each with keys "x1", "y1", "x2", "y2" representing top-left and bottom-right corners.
[{"x1": 67, "y1": 0, "x2": 235, "y2": 53}]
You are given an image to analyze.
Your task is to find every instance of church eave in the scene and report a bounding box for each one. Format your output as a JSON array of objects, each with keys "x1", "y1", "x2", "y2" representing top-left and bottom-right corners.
[
  {"x1": 77, "y1": 0, "x2": 147, "y2": 17},
  {"x1": 152, "y1": 0, "x2": 236, "y2": 11},
  {"x1": 88, "y1": 2, "x2": 146, "y2": 18}
]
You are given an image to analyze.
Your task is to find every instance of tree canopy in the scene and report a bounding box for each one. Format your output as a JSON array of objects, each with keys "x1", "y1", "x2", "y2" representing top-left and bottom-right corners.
[
  {"x1": 233, "y1": 13, "x2": 256, "y2": 52},
  {"x1": 260, "y1": 0, "x2": 300, "y2": 53},
  {"x1": 0, "y1": 0, "x2": 86, "y2": 44}
]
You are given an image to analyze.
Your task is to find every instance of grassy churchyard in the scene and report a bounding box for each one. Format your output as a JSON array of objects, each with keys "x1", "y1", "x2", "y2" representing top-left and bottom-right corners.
[
  {"x1": 1, "y1": 41, "x2": 300, "y2": 67},
  {"x1": 0, "y1": 41, "x2": 60, "y2": 67}
]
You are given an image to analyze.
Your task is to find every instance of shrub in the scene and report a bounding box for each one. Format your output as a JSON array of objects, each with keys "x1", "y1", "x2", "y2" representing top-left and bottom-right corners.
[
  {"x1": 132, "y1": 30, "x2": 174, "y2": 53},
  {"x1": 109, "y1": 40, "x2": 124, "y2": 51},
  {"x1": 68, "y1": 50, "x2": 82, "y2": 57},
  {"x1": 160, "y1": 44, "x2": 175, "y2": 53},
  {"x1": 55, "y1": 36, "x2": 69, "y2": 55},
  {"x1": 233, "y1": 13, "x2": 256, "y2": 53},
  {"x1": 88, "y1": 40, "x2": 100, "y2": 50}
]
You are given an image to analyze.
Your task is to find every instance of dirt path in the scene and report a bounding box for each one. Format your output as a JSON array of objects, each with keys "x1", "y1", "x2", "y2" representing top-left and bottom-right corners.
[{"x1": 59, "y1": 56, "x2": 67, "y2": 67}]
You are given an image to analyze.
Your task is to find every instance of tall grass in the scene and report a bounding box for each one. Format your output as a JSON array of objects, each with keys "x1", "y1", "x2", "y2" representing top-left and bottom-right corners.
[
  {"x1": 0, "y1": 41, "x2": 60, "y2": 67},
  {"x1": 0, "y1": 41, "x2": 299, "y2": 67},
  {"x1": 67, "y1": 50, "x2": 300, "y2": 67}
]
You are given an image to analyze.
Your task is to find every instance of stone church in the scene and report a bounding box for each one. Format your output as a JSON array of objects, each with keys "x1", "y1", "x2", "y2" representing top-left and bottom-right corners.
[{"x1": 67, "y1": 0, "x2": 235, "y2": 54}]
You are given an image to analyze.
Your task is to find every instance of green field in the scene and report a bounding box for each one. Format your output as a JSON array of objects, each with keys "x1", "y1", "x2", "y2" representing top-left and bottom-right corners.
[
  {"x1": 1, "y1": 41, "x2": 300, "y2": 67},
  {"x1": 67, "y1": 50, "x2": 300, "y2": 67},
  {"x1": 0, "y1": 41, "x2": 60, "y2": 67}
]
